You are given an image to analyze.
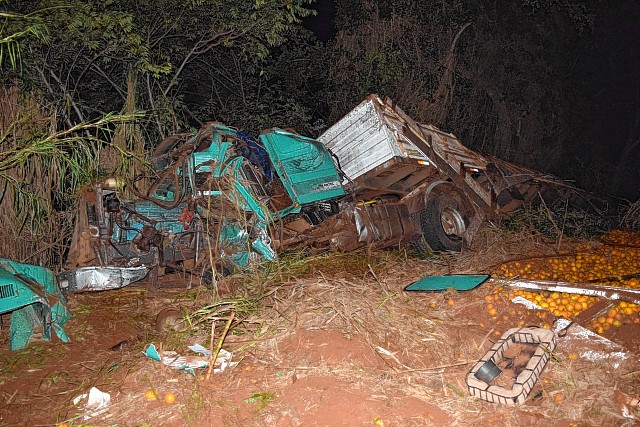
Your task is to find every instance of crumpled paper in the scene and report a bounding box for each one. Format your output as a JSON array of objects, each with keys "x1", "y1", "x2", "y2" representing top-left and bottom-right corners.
[
  {"x1": 144, "y1": 343, "x2": 237, "y2": 375},
  {"x1": 72, "y1": 386, "x2": 111, "y2": 420}
]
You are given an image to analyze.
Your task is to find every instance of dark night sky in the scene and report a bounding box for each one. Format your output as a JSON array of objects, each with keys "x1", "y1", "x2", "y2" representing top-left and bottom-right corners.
[{"x1": 303, "y1": 0, "x2": 335, "y2": 42}]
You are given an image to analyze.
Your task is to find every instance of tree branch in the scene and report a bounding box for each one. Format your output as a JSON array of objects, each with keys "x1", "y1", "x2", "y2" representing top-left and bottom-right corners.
[
  {"x1": 162, "y1": 30, "x2": 239, "y2": 97},
  {"x1": 35, "y1": 66, "x2": 74, "y2": 128},
  {"x1": 47, "y1": 69, "x2": 85, "y2": 124},
  {"x1": 147, "y1": 72, "x2": 165, "y2": 139},
  {"x1": 89, "y1": 63, "x2": 127, "y2": 100}
]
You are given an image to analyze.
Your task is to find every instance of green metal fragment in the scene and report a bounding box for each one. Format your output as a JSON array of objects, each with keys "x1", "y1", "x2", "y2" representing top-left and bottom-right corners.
[{"x1": 0, "y1": 258, "x2": 71, "y2": 350}]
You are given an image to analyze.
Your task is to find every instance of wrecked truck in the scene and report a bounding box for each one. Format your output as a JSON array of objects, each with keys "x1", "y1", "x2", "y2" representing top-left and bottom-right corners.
[
  {"x1": 60, "y1": 124, "x2": 346, "y2": 290},
  {"x1": 59, "y1": 95, "x2": 588, "y2": 291}
]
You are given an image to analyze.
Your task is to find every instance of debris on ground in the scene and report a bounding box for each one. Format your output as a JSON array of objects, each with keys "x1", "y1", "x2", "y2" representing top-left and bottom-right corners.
[
  {"x1": 1, "y1": 227, "x2": 640, "y2": 426},
  {"x1": 72, "y1": 386, "x2": 111, "y2": 420},
  {"x1": 467, "y1": 327, "x2": 556, "y2": 405},
  {"x1": 0, "y1": 258, "x2": 71, "y2": 350},
  {"x1": 143, "y1": 343, "x2": 236, "y2": 375}
]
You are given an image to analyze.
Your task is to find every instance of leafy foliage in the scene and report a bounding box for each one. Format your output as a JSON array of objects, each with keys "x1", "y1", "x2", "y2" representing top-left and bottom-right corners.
[
  {"x1": 3, "y1": 0, "x2": 316, "y2": 141},
  {"x1": 187, "y1": 27, "x2": 326, "y2": 134},
  {"x1": 0, "y1": 10, "x2": 49, "y2": 71},
  {"x1": 0, "y1": 86, "x2": 142, "y2": 266}
]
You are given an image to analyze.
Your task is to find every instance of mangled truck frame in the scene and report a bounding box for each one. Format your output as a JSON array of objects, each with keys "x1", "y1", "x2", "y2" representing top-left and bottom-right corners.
[{"x1": 58, "y1": 95, "x2": 592, "y2": 291}]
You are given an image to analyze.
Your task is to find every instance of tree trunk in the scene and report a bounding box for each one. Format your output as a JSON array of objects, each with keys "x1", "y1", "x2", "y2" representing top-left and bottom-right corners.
[{"x1": 429, "y1": 22, "x2": 471, "y2": 125}]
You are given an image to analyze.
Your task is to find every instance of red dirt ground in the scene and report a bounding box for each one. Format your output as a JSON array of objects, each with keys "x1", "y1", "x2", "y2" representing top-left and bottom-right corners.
[{"x1": 1, "y1": 243, "x2": 639, "y2": 427}]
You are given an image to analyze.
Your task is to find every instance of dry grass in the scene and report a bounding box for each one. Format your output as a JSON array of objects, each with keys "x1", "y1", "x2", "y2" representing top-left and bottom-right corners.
[
  {"x1": 4, "y1": 226, "x2": 638, "y2": 426},
  {"x1": 243, "y1": 226, "x2": 639, "y2": 426}
]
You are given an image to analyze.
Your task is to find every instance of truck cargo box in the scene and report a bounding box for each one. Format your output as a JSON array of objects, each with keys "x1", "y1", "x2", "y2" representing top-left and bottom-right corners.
[{"x1": 318, "y1": 95, "x2": 497, "y2": 215}]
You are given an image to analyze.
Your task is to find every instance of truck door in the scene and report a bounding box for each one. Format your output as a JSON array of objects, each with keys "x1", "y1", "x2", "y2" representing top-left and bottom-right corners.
[{"x1": 259, "y1": 128, "x2": 345, "y2": 213}]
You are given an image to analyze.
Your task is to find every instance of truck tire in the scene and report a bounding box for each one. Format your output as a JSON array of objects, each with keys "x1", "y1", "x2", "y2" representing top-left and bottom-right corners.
[{"x1": 420, "y1": 193, "x2": 469, "y2": 252}]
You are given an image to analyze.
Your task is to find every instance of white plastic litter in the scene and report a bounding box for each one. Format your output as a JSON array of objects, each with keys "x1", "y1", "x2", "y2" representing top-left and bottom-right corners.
[
  {"x1": 72, "y1": 386, "x2": 111, "y2": 420},
  {"x1": 144, "y1": 343, "x2": 238, "y2": 374}
]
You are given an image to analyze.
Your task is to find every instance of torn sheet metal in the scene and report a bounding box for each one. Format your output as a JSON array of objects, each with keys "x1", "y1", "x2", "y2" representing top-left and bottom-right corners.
[
  {"x1": 494, "y1": 278, "x2": 640, "y2": 305},
  {"x1": 512, "y1": 296, "x2": 632, "y2": 368},
  {"x1": 553, "y1": 317, "x2": 631, "y2": 367},
  {"x1": 57, "y1": 266, "x2": 149, "y2": 292},
  {"x1": 0, "y1": 258, "x2": 71, "y2": 350}
]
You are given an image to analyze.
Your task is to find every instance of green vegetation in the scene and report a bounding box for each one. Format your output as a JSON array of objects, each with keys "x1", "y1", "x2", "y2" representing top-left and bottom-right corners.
[
  {"x1": 0, "y1": 0, "x2": 316, "y2": 266},
  {"x1": 0, "y1": 0, "x2": 637, "y2": 269},
  {"x1": 243, "y1": 391, "x2": 274, "y2": 411}
]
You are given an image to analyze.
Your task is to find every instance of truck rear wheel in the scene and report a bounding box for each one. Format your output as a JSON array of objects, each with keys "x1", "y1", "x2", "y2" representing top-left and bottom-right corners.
[{"x1": 420, "y1": 193, "x2": 469, "y2": 252}]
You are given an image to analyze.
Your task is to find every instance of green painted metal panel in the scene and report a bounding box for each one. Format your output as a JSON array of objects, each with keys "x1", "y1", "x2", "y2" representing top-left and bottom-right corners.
[
  {"x1": 186, "y1": 124, "x2": 276, "y2": 269},
  {"x1": 9, "y1": 304, "x2": 42, "y2": 351},
  {"x1": 259, "y1": 129, "x2": 345, "y2": 206},
  {"x1": 404, "y1": 274, "x2": 490, "y2": 292},
  {"x1": 0, "y1": 263, "x2": 42, "y2": 313},
  {"x1": 0, "y1": 259, "x2": 71, "y2": 350}
]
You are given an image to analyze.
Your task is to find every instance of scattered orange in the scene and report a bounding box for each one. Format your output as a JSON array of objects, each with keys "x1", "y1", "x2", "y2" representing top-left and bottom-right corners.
[
  {"x1": 144, "y1": 389, "x2": 158, "y2": 401},
  {"x1": 164, "y1": 392, "x2": 176, "y2": 404},
  {"x1": 491, "y1": 230, "x2": 640, "y2": 334}
]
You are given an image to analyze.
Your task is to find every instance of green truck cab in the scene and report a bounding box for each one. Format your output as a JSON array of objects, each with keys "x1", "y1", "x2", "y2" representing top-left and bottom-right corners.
[{"x1": 61, "y1": 123, "x2": 347, "y2": 291}]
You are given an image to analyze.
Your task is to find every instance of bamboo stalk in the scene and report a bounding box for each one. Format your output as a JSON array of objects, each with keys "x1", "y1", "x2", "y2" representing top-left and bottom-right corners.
[{"x1": 205, "y1": 311, "x2": 235, "y2": 381}]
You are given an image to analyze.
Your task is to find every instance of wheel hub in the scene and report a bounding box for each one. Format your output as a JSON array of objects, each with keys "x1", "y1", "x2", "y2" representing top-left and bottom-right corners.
[{"x1": 440, "y1": 207, "x2": 466, "y2": 237}]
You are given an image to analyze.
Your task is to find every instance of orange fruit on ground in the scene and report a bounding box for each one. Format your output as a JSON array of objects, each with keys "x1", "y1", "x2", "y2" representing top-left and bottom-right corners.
[
  {"x1": 164, "y1": 392, "x2": 176, "y2": 404},
  {"x1": 144, "y1": 389, "x2": 158, "y2": 401}
]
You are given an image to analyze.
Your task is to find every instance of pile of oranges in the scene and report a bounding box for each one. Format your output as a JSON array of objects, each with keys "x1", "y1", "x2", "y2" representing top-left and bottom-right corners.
[{"x1": 489, "y1": 230, "x2": 640, "y2": 334}]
